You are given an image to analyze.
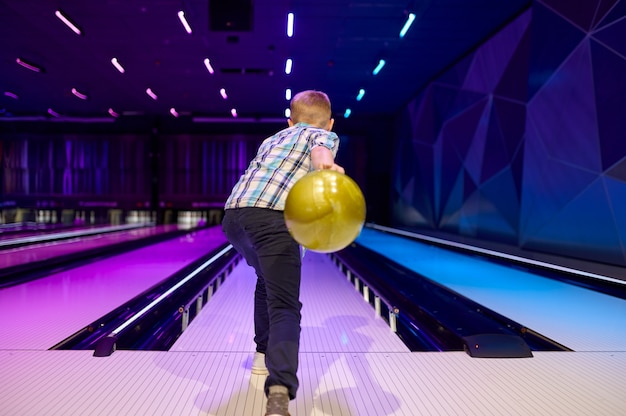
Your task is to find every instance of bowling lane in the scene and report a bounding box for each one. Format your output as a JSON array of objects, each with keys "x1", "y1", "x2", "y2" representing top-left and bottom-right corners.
[
  {"x1": 0, "y1": 223, "x2": 147, "y2": 248},
  {"x1": 0, "y1": 224, "x2": 180, "y2": 270},
  {"x1": 356, "y1": 227, "x2": 626, "y2": 352},
  {"x1": 0, "y1": 226, "x2": 227, "y2": 350},
  {"x1": 171, "y1": 250, "x2": 410, "y2": 354}
]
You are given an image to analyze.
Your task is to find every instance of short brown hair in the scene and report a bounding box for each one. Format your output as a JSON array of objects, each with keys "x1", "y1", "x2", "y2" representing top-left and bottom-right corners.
[{"x1": 290, "y1": 90, "x2": 332, "y2": 127}]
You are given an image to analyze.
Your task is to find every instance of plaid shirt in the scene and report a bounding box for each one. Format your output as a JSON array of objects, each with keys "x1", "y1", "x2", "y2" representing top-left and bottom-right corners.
[{"x1": 225, "y1": 123, "x2": 339, "y2": 211}]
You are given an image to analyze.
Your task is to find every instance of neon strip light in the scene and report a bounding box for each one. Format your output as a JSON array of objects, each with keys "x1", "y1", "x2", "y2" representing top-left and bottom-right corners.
[
  {"x1": 220, "y1": 88, "x2": 228, "y2": 99},
  {"x1": 177, "y1": 11, "x2": 192, "y2": 34},
  {"x1": 111, "y1": 58, "x2": 125, "y2": 73},
  {"x1": 108, "y1": 108, "x2": 120, "y2": 118},
  {"x1": 230, "y1": 108, "x2": 238, "y2": 118},
  {"x1": 55, "y1": 10, "x2": 82, "y2": 35},
  {"x1": 71, "y1": 88, "x2": 88, "y2": 100},
  {"x1": 47, "y1": 108, "x2": 60, "y2": 117},
  {"x1": 285, "y1": 58, "x2": 293, "y2": 74},
  {"x1": 203, "y1": 58, "x2": 214, "y2": 74},
  {"x1": 287, "y1": 13, "x2": 294, "y2": 37},
  {"x1": 146, "y1": 88, "x2": 158, "y2": 100},
  {"x1": 284, "y1": 108, "x2": 291, "y2": 118},
  {"x1": 399, "y1": 13, "x2": 416, "y2": 38},
  {"x1": 356, "y1": 89, "x2": 365, "y2": 101},
  {"x1": 16, "y1": 58, "x2": 42, "y2": 72},
  {"x1": 285, "y1": 89, "x2": 292, "y2": 100},
  {"x1": 344, "y1": 108, "x2": 352, "y2": 118},
  {"x1": 170, "y1": 107, "x2": 179, "y2": 117},
  {"x1": 111, "y1": 245, "x2": 233, "y2": 335},
  {"x1": 372, "y1": 59, "x2": 386, "y2": 75},
  {"x1": 4, "y1": 91, "x2": 19, "y2": 99}
]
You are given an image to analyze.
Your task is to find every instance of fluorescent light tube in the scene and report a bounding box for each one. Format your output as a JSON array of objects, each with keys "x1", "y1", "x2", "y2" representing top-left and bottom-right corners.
[
  {"x1": 111, "y1": 58, "x2": 125, "y2": 73},
  {"x1": 178, "y1": 11, "x2": 192, "y2": 34},
  {"x1": 285, "y1": 58, "x2": 293, "y2": 74},
  {"x1": 399, "y1": 13, "x2": 416, "y2": 38},
  {"x1": 287, "y1": 13, "x2": 294, "y2": 37},
  {"x1": 285, "y1": 89, "x2": 292, "y2": 100},
  {"x1": 344, "y1": 109, "x2": 352, "y2": 118},
  {"x1": 55, "y1": 10, "x2": 82, "y2": 35},
  {"x1": 203, "y1": 58, "x2": 214, "y2": 74},
  {"x1": 16, "y1": 58, "x2": 42, "y2": 72},
  {"x1": 372, "y1": 59, "x2": 386, "y2": 75},
  {"x1": 71, "y1": 88, "x2": 88, "y2": 100},
  {"x1": 356, "y1": 89, "x2": 365, "y2": 101},
  {"x1": 231, "y1": 108, "x2": 238, "y2": 118},
  {"x1": 220, "y1": 88, "x2": 228, "y2": 99},
  {"x1": 146, "y1": 88, "x2": 158, "y2": 100}
]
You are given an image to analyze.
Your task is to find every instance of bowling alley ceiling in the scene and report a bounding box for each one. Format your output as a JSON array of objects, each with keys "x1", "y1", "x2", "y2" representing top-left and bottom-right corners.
[{"x1": 0, "y1": 0, "x2": 530, "y2": 122}]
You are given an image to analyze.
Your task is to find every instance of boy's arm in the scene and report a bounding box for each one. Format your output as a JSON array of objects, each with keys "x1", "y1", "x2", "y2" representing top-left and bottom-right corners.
[{"x1": 311, "y1": 146, "x2": 345, "y2": 173}]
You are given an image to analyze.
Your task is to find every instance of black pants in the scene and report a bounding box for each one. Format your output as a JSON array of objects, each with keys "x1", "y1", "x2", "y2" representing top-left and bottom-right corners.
[{"x1": 222, "y1": 208, "x2": 302, "y2": 399}]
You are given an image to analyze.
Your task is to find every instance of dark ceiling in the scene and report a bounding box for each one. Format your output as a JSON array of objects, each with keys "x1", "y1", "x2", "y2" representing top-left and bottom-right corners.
[{"x1": 0, "y1": 0, "x2": 530, "y2": 123}]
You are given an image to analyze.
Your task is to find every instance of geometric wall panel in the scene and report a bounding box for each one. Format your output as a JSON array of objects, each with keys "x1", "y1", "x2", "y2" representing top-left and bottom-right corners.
[
  {"x1": 391, "y1": 0, "x2": 626, "y2": 267},
  {"x1": 590, "y1": 38, "x2": 626, "y2": 170},
  {"x1": 527, "y1": 40, "x2": 600, "y2": 172},
  {"x1": 541, "y1": 0, "x2": 618, "y2": 31},
  {"x1": 528, "y1": 3, "x2": 585, "y2": 99},
  {"x1": 522, "y1": 177, "x2": 625, "y2": 265}
]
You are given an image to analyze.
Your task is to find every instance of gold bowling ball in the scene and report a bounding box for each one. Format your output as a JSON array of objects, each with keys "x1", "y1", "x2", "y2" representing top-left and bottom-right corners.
[{"x1": 284, "y1": 170, "x2": 366, "y2": 253}]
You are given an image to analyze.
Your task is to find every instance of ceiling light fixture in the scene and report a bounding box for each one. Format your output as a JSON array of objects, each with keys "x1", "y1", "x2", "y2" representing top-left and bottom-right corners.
[
  {"x1": 372, "y1": 59, "x2": 386, "y2": 76},
  {"x1": 203, "y1": 58, "x2": 214, "y2": 74},
  {"x1": 285, "y1": 58, "x2": 293, "y2": 74},
  {"x1": 287, "y1": 13, "x2": 294, "y2": 37},
  {"x1": 111, "y1": 58, "x2": 125, "y2": 73},
  {"x1": 399, "y1": 13, "x2": 416, "y2": 38},
  {"x1": 71, "y1": 88, "x2": 88, "y2": 100},
  {"x1": 4, "y1": 91, "x2": 19, "y2": 99},
  {"x1": 356, "y1": 89, "x2": 365, "y2": 101},
  {"x1": 170, "y1": 108, "x2": 179, "y2": 117},
  {"x1": 344, "y1": 109, "x2": 352, "y2": 118},
  {"x1": 146, "y1": 88, "x2": 158, "y2": 100},
  {"x1": 48, "y1": 108, "x2": 60, "y2": 117},
  {"x1": 55, "y1": 10, "x2": 82, "y2": 35},
  {"x1": 220, "y1": 88, "x2": 228, "y2": 99},
  {"x1": 178, "y1": 11, "x2": 192, "y2": 34},
  {"x1": 16, "y1": 58, "x2": 43, "y2": 73},
  {"x1": 285, "y1": 89, "x2": 292, "y2": 100},
  {"x1": 108, "y1": 108, "x2": 120, "y2": 118},
  {"x1": 231, "y1": 108, "x2": 238, "y2": 118}
]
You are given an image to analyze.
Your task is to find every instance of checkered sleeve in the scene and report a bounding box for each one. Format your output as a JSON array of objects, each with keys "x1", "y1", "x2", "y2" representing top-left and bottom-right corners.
[{"x1": 307, "y1": 129, "x2": 340, "y2": 157}]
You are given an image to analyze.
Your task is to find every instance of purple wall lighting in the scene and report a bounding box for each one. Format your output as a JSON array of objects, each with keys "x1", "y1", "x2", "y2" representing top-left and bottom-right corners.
[{"x1": 391, "y1": 0, "x2": 626, "y2": 267}]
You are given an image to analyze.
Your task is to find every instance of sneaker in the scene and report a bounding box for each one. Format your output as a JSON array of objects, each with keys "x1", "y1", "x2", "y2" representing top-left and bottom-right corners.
[
  {"x1": 252, "y1": 352, "x2": 269, "y2": 375},
  {"x1": 265, "y1": 385, "x2": 290, "y2": 416}
]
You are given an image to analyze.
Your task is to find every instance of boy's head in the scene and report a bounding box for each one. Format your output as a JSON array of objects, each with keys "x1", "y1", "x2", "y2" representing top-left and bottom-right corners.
[{"x1": 288, "y1": 90, "x2": 334, "y2": 130}]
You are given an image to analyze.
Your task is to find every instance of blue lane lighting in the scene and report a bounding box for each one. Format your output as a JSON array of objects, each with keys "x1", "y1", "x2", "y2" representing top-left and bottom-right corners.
[
  {"x1": 285, "y1": 58, "x2": 293, "y2": 74},
  {"x1": 372, "y1": 59, "x2": 386, "y2": 75},
  {"x1": 356, "y1": 89, "x2": 365, "y2": 101},
  {"x1": 399, "y1": 13, "x2": 416, "y2": 38},
  {"x1": 287, "y1": 13, "x2": 294, "y2": 37},
  {"x1": 344, "y1": 108, "x2": 352, "y2": 118}
]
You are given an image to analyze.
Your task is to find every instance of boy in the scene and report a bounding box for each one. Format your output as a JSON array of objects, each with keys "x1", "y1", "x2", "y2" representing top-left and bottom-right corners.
[{"x1": 222, "y1": 90, "x2": 344, "y2": 416}]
